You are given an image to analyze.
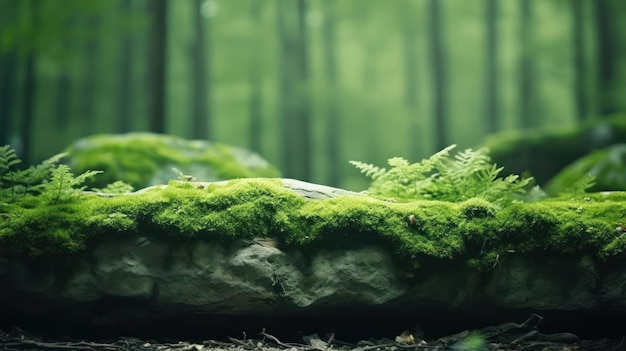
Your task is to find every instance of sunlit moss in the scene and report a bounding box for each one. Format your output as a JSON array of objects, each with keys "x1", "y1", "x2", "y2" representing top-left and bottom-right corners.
[
  {"x1": 65, "y1": 133, "x2": 281, "y2": 188},
  {"x1": 0, "y1": 179, "x2": 625, "y2": 271}
]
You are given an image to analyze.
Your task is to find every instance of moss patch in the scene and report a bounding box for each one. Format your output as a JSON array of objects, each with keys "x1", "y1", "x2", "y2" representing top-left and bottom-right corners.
[
  {"x1": 483, "y1": 114, "x2": 626, "y2": 185},
  {"x1": 65, "y1": 133, "x2": 281, "y2": 188},
  {"x1": 1, "y1": 179, "x2": 625, "y2": 271},
  {"x1": 545, "y1": 144, "x2": 626, "y2": 195}
]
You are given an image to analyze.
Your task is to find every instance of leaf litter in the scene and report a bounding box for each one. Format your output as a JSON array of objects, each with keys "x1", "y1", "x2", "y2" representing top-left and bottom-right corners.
[{"x1": 1, "y1": 315, "x2": 624, "y2": 351}]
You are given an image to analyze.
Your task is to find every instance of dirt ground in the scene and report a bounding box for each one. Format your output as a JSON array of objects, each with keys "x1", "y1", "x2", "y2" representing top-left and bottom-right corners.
[{"x1": 1, "y1": 315, "x2": 625, "y2": 351}]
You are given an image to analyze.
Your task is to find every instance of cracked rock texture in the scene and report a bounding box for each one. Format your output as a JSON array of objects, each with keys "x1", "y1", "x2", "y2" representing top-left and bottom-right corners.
[{"x1": 1, "y1": 236, "x2": 625, "y2": 326}]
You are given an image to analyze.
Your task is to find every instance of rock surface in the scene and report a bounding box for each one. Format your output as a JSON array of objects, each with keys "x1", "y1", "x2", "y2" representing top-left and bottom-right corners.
[
  {"x1": 2, "y1": 179, "x2": 626, "y2": 338},
  {"x1": 1, "y1": 233, "x2": 626, "y2": 328}
]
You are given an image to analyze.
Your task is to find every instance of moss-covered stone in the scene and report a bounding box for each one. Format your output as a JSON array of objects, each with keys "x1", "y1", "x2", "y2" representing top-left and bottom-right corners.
[
  {"x1": 545, "y1": 144, "x2": 626, "y2": 195},
  {"x1": 482, "y1": 115, "x2": 626, "y2": 185},
  {"x1": 64, "y1": 133, "x2": 281, "y2": 189},
  {"x1": 1, "y1": 178, "x2": 625, "y2": 272}
]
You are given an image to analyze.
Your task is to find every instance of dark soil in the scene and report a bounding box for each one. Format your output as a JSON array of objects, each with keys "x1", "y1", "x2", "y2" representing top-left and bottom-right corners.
[{"x1": 1, "y1": 314, "x2": 625, "y2": 351}]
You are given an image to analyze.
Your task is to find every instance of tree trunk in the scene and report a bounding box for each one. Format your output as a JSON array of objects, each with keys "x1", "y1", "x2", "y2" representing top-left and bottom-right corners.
[
  {"x1": 21, "y1": 54, "x2": 36, "y2": 166},
  {"x1": 360, "y1": 0, "x2": 379, "y2": 163},
  {"x1": 484, "y1": 0, "x2": 498, "y2": 133},
  {"x1": 191, "y1": 0, "x2": 210, "y2": 139},
  {"x1": 277, "y1": 0, "x2": 311, "y2": 181},
  {"x1": 428, "y1": 0, "x2": 447, "y2": 150},
  {"x1": 571, "y1": 0, "x2": 587, "y2": 122},
  {"x1": 117, "y1": 0, "x2": 134, "y2": 133},
  {"x1": 248, "y1": 0, "x2": 263, "y2": 153},
  {"x1": 81, "y1": 15, "x2": 100, "y2": 134},
  {"x1": 20, "y1": 0, "x2": 39, "y2": 165},
  {"x1": 54, "y1": 70, "x2": 71, "y2": 129},
  {"x1": 296, "y1": 0, "x2": 311, "y2": 181},
  {"x1": 323, "y1": 0, "x2": 340, "y2": 186},
  {"x1": 149, "y1": 0, "x2": 168, "y2": 133},
  {"x1": 519, "y1": 0, "x2": 534, "y2": 129},
  {"x1": 402, "y1": 1, "x2": 421, "y2": 160},
  {"x1": 0, "y1": 52, "x2": 17, "y2": 146},
  {"x1": 594, "y1": 0, "x2": 617, "y2": 116}
]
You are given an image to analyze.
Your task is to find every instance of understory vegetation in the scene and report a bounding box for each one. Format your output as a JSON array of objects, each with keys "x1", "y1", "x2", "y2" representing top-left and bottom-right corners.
[
  {"x1": 1, "y1": 144, "x2": 625, "y2": 270},
  {"x1": 350, "y1": 145, "x2": 594, "y2": 204}
]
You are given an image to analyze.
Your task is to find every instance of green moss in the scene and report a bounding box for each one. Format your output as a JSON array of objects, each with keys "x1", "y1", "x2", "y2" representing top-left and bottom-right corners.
[
  {"x1": 0, "y1": 201, "x2": 95, "y2": 255},
  {"x1": 65, "y1": 133, "x2": 281, "y2": 188},
  {"x1": 545, "y1": 144, "x2": 626, "y2": 195},
  {"x1": 483, "y1": 114, "x2": 626, "y2": 185},
  {"x1": 1, "y1": 179, "x2": 625, "y2": 272}
]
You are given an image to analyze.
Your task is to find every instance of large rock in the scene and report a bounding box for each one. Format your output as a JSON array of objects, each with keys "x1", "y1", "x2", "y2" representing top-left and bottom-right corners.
[
  {"x1": 0, "y1": 237, "x2": 405, "y2": 324},
  {"x1": 1, "y1": 233, "x2": 625, "y2": 328},
  {"x1": 64, "y1": 133, "x2": 281, "y2": 189},
  {"x1": 2, "y1": 179, "x2": 626, "y2": 336}
]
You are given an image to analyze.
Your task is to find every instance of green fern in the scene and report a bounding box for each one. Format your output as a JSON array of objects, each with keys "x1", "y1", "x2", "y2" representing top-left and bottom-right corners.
[
  {"x1": 1, "y1": 145, "x2": 20, "y2": 200},
  {"x1": 1, "y1": 144, "x2": 109, "y2": 205},
  {"x1": 44, "y1": 165, "x2": 102, "y2": 203},
  {"x1": 351, "y1": 145, "x2": 533, "y2": 204},
  {"x1": 562, "y1": 173, "x2": 596, "y2": 196},
  {"x1": 19, "y1": 152, "x2": 68, "y2": 196},
  {"x1": 92, "y1": 180, "x2": 134, "y2": 194},
  {"x1": 348, "y1": 160, "x2": 387, "y2": 180}
]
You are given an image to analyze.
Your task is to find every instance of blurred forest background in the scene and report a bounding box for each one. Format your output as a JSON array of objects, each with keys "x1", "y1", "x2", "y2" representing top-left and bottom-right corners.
[{"x1": 0, "y1": 0, "x2": 625, "y2": 190}]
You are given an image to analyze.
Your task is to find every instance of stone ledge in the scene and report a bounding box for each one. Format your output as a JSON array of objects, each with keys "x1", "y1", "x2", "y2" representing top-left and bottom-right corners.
[
  {"x1": 2, "y1": 179, "x2": 626, "y2": 338},
  {"x1": 1, "y1": 235, "x2": 625, "y2": 328}
]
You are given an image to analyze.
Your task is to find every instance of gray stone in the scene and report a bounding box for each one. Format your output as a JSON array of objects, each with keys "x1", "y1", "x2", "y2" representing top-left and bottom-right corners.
[
  {"x1": 484, "y1": 255, "x2": 598, "y2": 310},
  {"x1": 1, "y1": 235, "x2": 626, "y2": 327}
]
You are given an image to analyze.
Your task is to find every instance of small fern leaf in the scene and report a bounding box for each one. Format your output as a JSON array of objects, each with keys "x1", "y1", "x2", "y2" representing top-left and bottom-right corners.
[
  {"x1": 0, "y1": 145, "x2": 21, "y2": 171},
  {"x1": 349, "y1": 160, "x2": 387, "y2": 180},
  {"x1": 75, "y1": 170, "x2": 103, "y2": 186},
  {"x1": 387, "y1": 157, "x2": 409, "y2": 168}
]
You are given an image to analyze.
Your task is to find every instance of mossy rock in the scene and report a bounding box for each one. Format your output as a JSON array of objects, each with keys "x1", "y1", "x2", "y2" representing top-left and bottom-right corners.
[
  {"x1": 1, "y1": 178, "x2": 626, "y2": 265},
  {"x1": 545, "y1": 144, "x2": 626, "y2": 196},
  {"x1": 64, "y1": 133, "x2": 281, "y2": 189},
  {"x1": 482, "y1": 115, "x2": 626, "y2": 185},
  {"x1": 2, "y1": 178, "x2": 626, "y2": 329}
]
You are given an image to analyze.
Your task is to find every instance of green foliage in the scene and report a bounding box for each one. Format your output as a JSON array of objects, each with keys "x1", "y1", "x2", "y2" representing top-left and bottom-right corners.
[
  {"x1": 564, "y1": 173, "x2": 596, "y2": 196},
  {"x1": 43, "y1": 165, "x2": 102, "y2": 204},
  {"x1": 1, "y1": 174, "x2": 625, "y2": 267},
  {"x1": 1, "y1": 145, "x2": 105, "y2": 205},
  {"x1": 65, "y1": 133, "x2": 281, "y2": 189},
  {"x1": 0, "y1": 145, "x2": 22, "y2": 201},
  {"x1": 350, "y1": 145, "x2": 533, "y2": 204},
  {"x1": 92, "y1": 180, "x2": 134, "y2": 194},
  {"x1": 18, "y1": 152, "x2": 70, "y2": 196}
]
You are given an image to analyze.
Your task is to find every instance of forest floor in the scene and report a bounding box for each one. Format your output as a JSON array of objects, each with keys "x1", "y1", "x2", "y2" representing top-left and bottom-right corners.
[{"x1": 1, "y1": 315, "x2": 625, "y2": 351}]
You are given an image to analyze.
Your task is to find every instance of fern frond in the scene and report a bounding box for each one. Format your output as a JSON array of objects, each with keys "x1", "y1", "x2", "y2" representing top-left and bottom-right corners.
[
  {"x1": 475, "y1": 164, "x2": 504, "y2": 184},
  {"x1": 562, "y1": 173, "x2": 596, "y2": 196},
  {"x1": 455, "y1": 147, "x2": 490, "y2": 167},
  {"x1": 74, "y1": 170, "x2": 103, "y2": 188},
  {"x1": 387, "y1": 157, "x2": 409, "y2": 168},
  {"x1": 349, "y1": 160, "x2": 387, "y2": 180},
  {"x1": 42, "y1": 152, "x2": 68, "y2": 167},
  {"x1": 350, "y1": 144, "x2": 536, "y2": 204},
  {"x1": 93, "y1": 180, "x2": 134, "y2": 194},
  {"x1": 44, "y1": 165, "x2": 103, "y2": 203},
  {"x1": 0, "y1": 145, "x2": 21, "y2": 173}
]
